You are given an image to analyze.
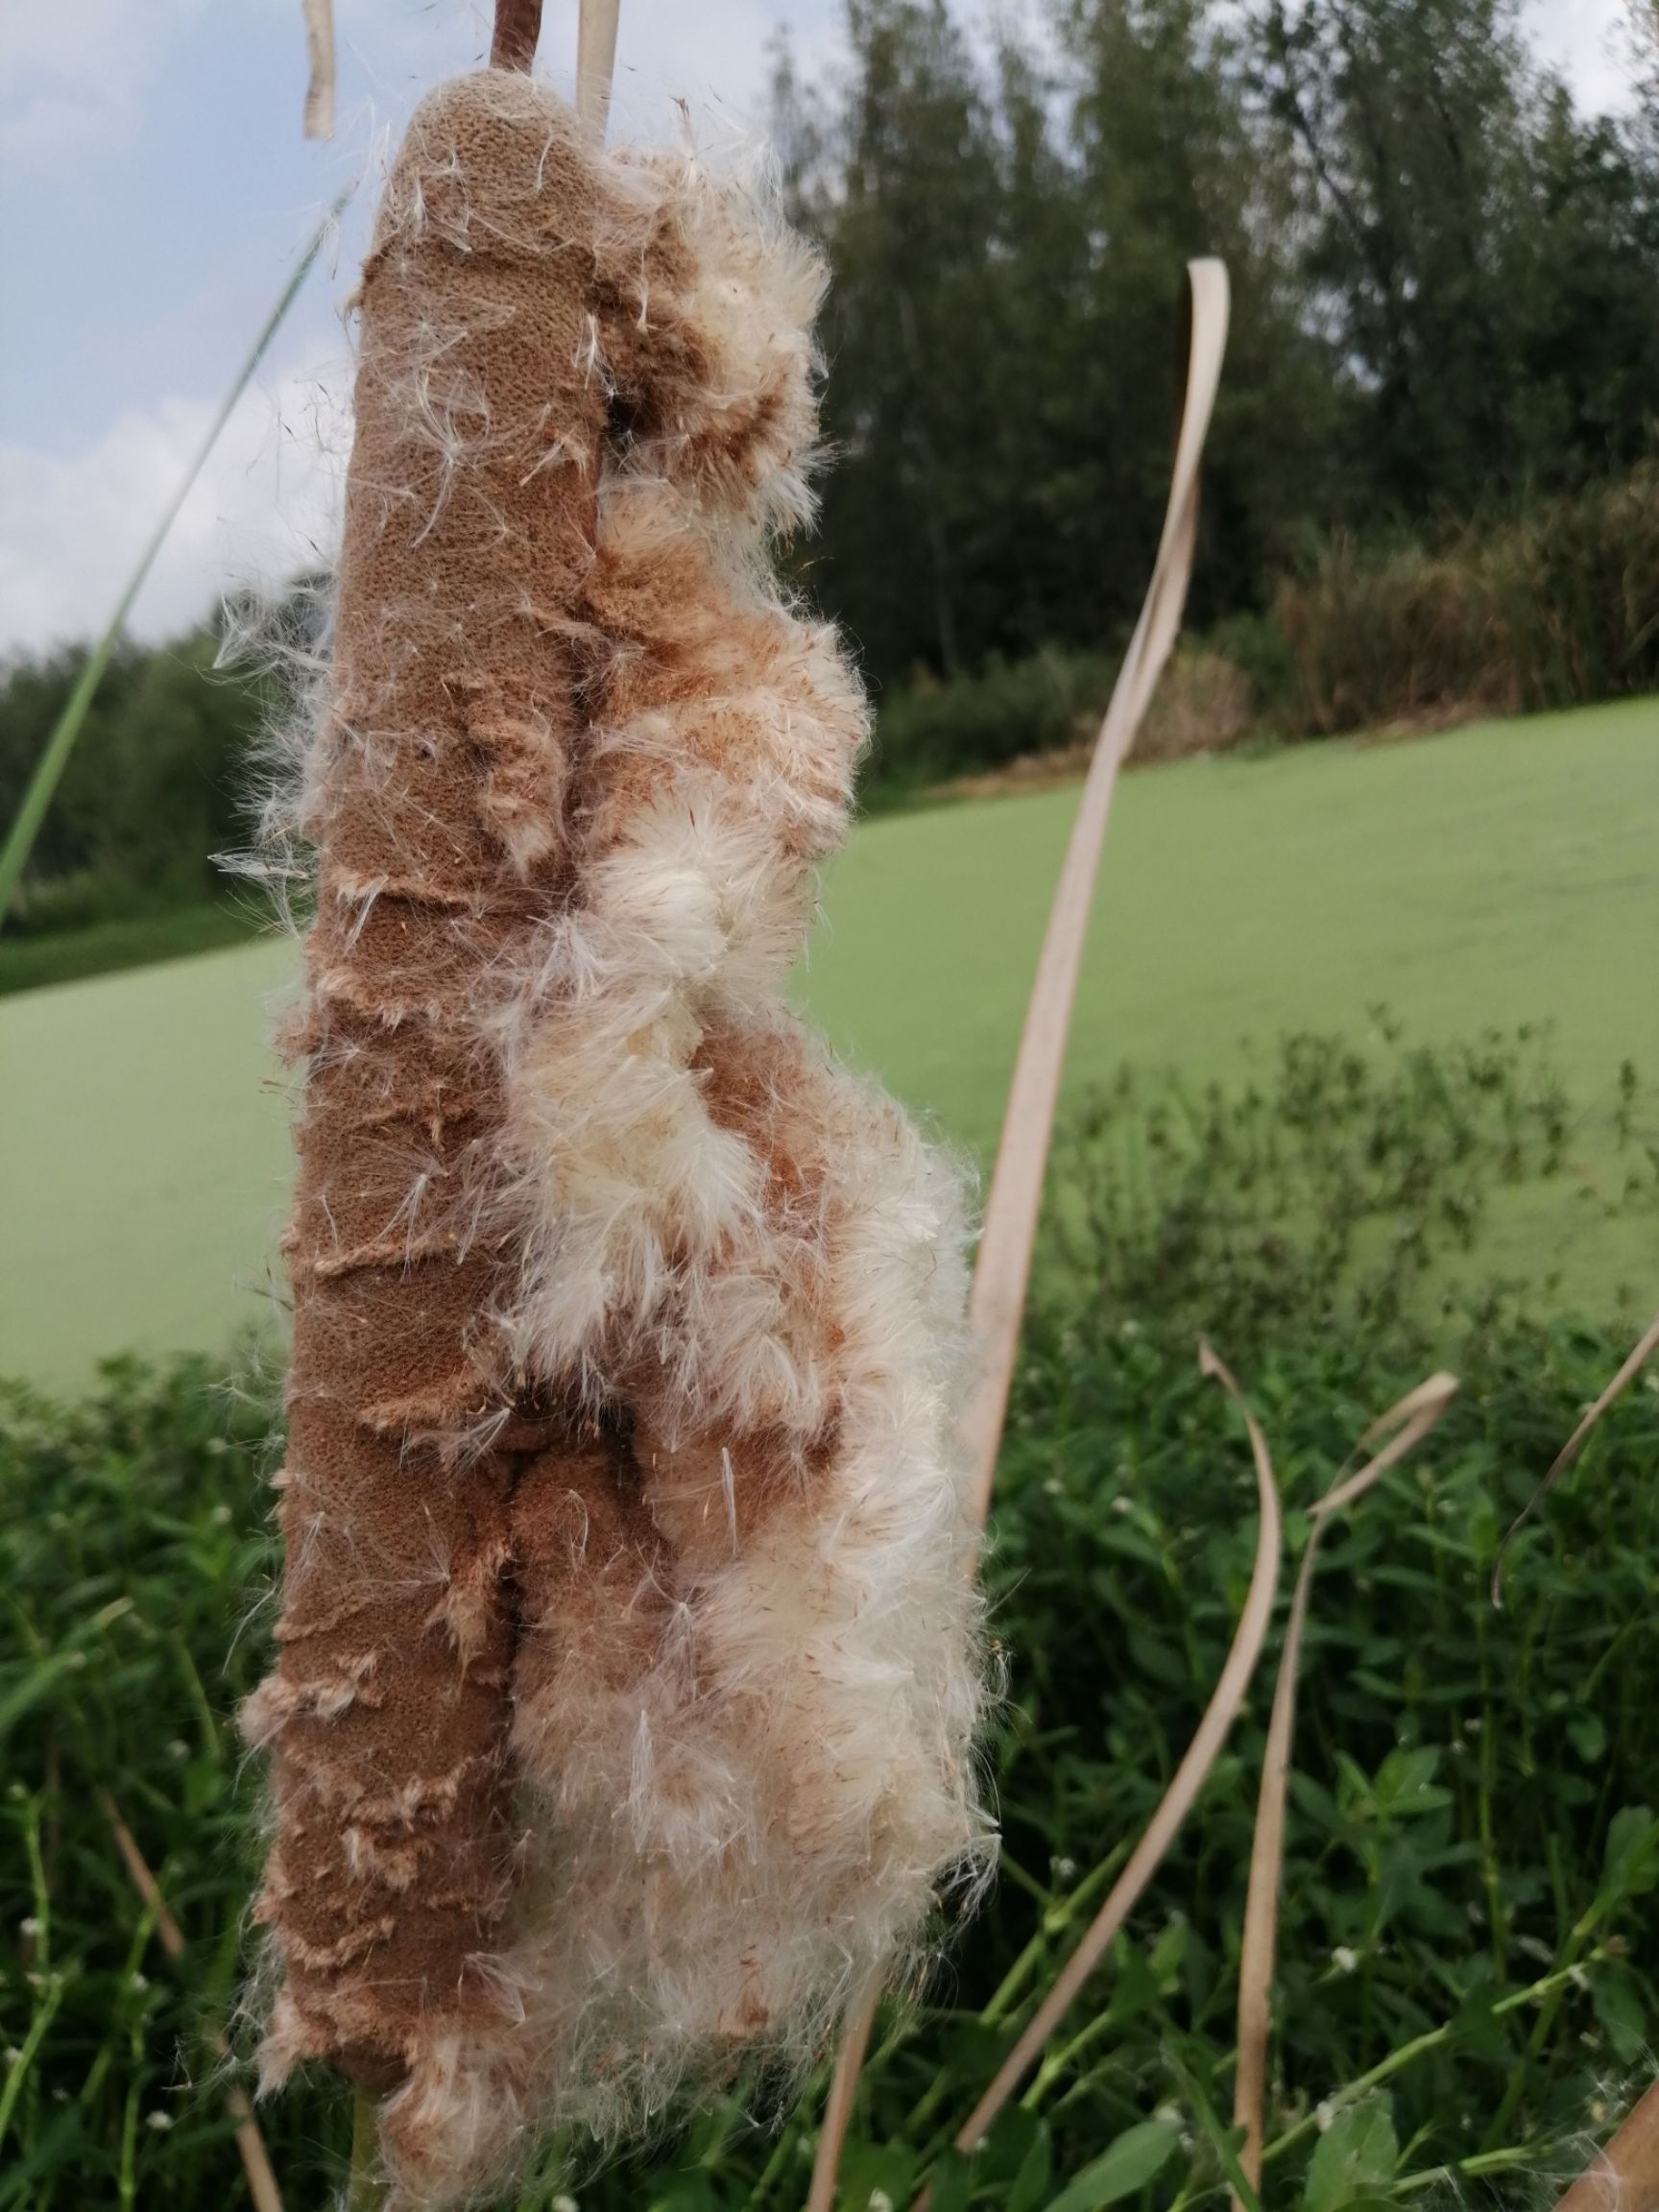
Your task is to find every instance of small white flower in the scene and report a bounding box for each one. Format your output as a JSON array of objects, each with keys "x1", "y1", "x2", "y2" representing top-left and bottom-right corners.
[
  {"x1": 168, "y1": 1741, "x2": 190, "y2": 1761},
  {"x1": 552, "y1": 2196, "x2": 578, "y2": 2212},
  {"x1": 1051, "y1": 1857, "x2": 1077, "y2": 1883},
  {"x1": 1315, "y1": 2100, "x2": 1336, "y2": 2134},
  {"x1": 211, "y1": 1503, "x2": 232, "y2": 1525},
  {"x1": 1332, "y1": 1946, "x2": 1359, "y2": 1975},
  {"x1": 4, "y1": 2047, "x2": 21, "y2": 2067},
  {"x1": 18, "y1": 1916, "x2": 40, "y2": 1938},
  {"x1": 132, "y1": 1973, "x2": 149, "y2": 1992},
  {"x1": 146, "y1": 2110, "x2": 174, "y2": 2132},
  {"x1": 1112, "y1": 1495, "x2": 1133, "y2": 1516},
  {"x1": 870, "y1": 2193, "x2": 895, "y2": 2212}
]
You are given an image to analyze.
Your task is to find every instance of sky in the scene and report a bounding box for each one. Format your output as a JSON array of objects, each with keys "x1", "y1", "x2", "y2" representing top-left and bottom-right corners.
[{"x1": 0, "y1": 0, "x2": 1638, "y2": 658}]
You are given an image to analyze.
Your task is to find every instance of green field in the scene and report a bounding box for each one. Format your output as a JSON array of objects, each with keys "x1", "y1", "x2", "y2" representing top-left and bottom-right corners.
[{"x1": 3, "y1": 695, "x2": 1655, "y2": 1386}]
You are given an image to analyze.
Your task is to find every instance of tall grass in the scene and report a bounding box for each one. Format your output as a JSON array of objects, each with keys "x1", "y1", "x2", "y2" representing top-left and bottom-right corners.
[
  {"x1": 1276, "y1": 466, "x2": 1659, "y2": 737},
  {"x1": 5, "y1": 1027, "x2": 1657, "y2": 2208}
]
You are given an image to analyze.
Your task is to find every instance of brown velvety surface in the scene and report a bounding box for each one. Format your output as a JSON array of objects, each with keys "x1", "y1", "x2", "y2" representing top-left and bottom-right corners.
[{"x1": 250, "y1": 77, "x2": 612, "y2": 2085}]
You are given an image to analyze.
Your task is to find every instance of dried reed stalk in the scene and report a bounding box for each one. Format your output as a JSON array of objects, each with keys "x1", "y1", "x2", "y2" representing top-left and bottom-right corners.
[
  {"x1": 806, "y1": 255, "x2": 1231, "y2": 2212},
  {"x1": 490, "y1": 0, "x2": 544, "y2": 72},
  {"x1": 962, "y1": 258, "x2": 1230, "y2": 1527},
  {"x1": 98, "y1": 1791, "x2": 284, "y2": 2212},
  {"x1": 1551, "y1": 2078, "x2": 1659, "y2": 2212},
  {"x1": 576, "y1": 0, "x2": 622, "y2": 137},
  {"x1": 1231, "y1": 1372, "x2": 1458, "y2": 2204},
  {"x1": 947, "y1": 1342, "x2": 1282, "y2": 2164},
  {"x1": 1493, "y1": 1301, "x2": 1659, "y2": 1603},
  {"x1": 301, "y1": 0, "x2": 335, "y2": 140}
]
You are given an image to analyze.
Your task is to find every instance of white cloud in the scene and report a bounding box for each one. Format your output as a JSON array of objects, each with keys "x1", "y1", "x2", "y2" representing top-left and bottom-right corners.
[
  {"x1": 0, "y1": 363, "x2": 351, "y2": 655},
  {"x1": 0, "y1": 0, "x2": 206, "y2": 168},
  {"x1": 0, "y1": 0, "x2": 1633, "y2": 660},
  {"x1": 1527, "y1": 0, "x2": 1635, "y2": 113}
]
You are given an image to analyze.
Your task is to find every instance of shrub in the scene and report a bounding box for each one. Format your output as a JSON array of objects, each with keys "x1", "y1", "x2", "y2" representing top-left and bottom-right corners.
[
  {"x1": 865, "y1": 646, "x2": 1116, "y2": 802},
  {"x1": 4, "y1": 1029, "x2": 1657, "y2": 2206},
  {"x1": 1276, "y1": 463, "x2": 1659, "y2": 736},
  {"x1": 1129, "y1": 644, "x2": 1256, "y2": 763}
]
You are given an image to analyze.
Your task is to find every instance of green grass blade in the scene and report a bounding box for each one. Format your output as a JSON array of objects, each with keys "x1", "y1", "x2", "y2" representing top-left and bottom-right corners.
[{"x1": 0, "y1": 183, "x2": 354, "y2": 926}]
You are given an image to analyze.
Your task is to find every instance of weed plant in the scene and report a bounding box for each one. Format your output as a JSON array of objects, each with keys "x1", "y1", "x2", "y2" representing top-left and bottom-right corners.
[{"x1": 3, "y1": 1029, "x2": 1656, "y2": 2209}]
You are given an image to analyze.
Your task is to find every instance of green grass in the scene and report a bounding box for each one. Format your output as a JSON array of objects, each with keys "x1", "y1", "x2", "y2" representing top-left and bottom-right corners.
[
  {"x1": 2, "y1": 695, "x2": 1655, "y2": 1386},
  {"x1": 5, "y1": 1045, "x2": 1659, "y2": 2210},
  {"x1": 0, "y1": 900, "x2": 259, "y2": 998}
]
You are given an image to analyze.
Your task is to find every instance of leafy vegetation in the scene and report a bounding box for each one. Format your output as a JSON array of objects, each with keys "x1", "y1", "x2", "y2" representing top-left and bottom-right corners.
[
  {"x1": 0, "y1": 627, "x2": 265, "y2": 940},
  {"x1": 3, "y1": 1029, "x2": 1657, "y2": 2207},
  {"x1": 6, "y1": 1, "x2": 1659, "y2": 944},
  {"x1": 7, "y1": 695, "x2": 1658, "y2": 1387},
  {"x1": 1274, "y1": 465, "x2": 1659, "y2": 737},
  {"x1": 781, "y1": 0, "x2": 1659, "y2": 686}
]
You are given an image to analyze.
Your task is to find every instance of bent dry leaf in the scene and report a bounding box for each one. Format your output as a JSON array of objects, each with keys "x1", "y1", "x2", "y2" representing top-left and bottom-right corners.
[
  {"x1": 1232, "y1": 1373, "x2": 1457, "y2": 2203},
  {"x1": 961, "y1": 257, "x2": 1231, "y2": 1530},
  {"x1": 1492, "y1": 1301, "x2": 1659, "y2": 1603},
  {"x1": 946, "y1": 1339, "x2": 1281, "y2": 2162},
  {"x1": 807, "y1": 252, "x2": 1231, "y2": 2212}
]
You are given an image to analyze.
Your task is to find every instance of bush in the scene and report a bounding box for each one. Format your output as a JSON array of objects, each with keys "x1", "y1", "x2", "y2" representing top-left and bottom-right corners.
[
  {"x1": 4, "y1": 1028, "x2": 1657, "y2": 2206},
  {"x1": 1129, "y1": 644, "x2": 1256, "y2": 763},
  {"x1": 1276, "y1": 463, "x2": 1659, "y2": 736},
  {"x1": 865, "y1": 647, "x2": 1117, "y2": 802}
]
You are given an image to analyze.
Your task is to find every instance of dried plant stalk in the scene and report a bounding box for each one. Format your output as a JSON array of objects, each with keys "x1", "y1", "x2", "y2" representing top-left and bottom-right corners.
[
  {"x1": 807, "y1": 257, "x2": 1230, "y2": 2212},
  {"x1": 1493, "y1": 1302, "x2": 1659, "y2": 1601},
  {"x1": 99, "y1": 1792, "x2": 283, "y2": 2212},
  {"x1": 961, "y1": 260, "x2": 1230, "y2": 1527},
  {"x1": 249, "y1": 70, "x2": 988, "y2": 2207},
  {"x1": 1231, "y1": 1373, "x2": 1457, "y2": 2203},
  {"x1": 944, "y1": 1343, "x2": 1281, "y2": 2160},
  {"x1": 301, "y1": 0, "x2": 335, "y2": 140},
  {"x1": 576, "y1": 0, "x2": 622, "y2": 136},
  {"x1": 1551, "y1": 2078, "x2": 1659, "y2": 2212}
]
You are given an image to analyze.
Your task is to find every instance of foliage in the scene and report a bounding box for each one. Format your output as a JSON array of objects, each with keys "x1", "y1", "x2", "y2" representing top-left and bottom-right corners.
[
  {"x1": 4, "y1": 1030, "x2": 1657, "y2": 2206},
  {"x1": 0, "y1": 901, "x2": 258, "y2": 1000},
  {"x1": 6, "y1": 1, "x2": 1658, "y2": 946},
  {"x1": 0, "y1": 628, "x2": 265, "y2": 926},
  {"x1": 1277, "y1": 464, "x2": 1659, "y2": 734},
  {"x1": 780, "y1": 0, "x2": 1342, "y2": 684},
  {"x1": 780, "y1": 0, "x2": 1659, "y2": 688},
  {"x1": 1250, "y1": 0, "x2": 1659, "y2": 517},
  {"x1": 866, "y1": 648, "x2": 1117, "y2": 800}
]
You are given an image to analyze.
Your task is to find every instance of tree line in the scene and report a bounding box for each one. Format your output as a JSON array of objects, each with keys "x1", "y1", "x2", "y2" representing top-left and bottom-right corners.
[
  {"x1": 779, "y1": 0, "x2": 1659, "y2": 684},
  {"x1": 3, "y1": 0, "x2": 1656, "y2": 927}
]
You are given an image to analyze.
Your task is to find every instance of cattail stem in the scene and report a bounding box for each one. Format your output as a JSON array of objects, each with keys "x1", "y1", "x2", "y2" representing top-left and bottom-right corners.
[{"x1": 348, "y1": 2090, "x2": 386, "y2": 2211}]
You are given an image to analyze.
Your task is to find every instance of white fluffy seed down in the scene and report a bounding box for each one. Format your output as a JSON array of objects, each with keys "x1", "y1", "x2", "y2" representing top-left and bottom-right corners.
[
  {"x1": 454, "y1": 132, "x2": 995, "y2": 2181},
  {"x1": 251, "y1": 74, "x2": 994, "y2": 2207}
]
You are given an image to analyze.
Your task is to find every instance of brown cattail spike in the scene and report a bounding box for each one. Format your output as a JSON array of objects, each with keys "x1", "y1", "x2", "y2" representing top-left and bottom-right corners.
[{"x1": 248, "y1": 71, "x2": 990, "y2": 2210}]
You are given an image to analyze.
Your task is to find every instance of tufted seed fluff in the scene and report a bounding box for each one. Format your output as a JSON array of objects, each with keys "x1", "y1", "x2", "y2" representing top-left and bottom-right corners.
[{"x1": 242, "y1": 69, "x2": 995, "y2": 2208}]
